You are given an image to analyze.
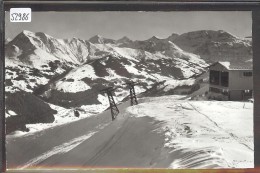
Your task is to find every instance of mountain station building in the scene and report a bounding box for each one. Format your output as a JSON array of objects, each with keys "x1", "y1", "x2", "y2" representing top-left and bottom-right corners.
[{"x1": 208, "y1": 61, "x2": 253, "y2": 101}]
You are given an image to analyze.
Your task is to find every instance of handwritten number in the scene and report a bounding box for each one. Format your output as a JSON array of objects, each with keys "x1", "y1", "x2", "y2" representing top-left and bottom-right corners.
[{"x1": 10, "y1": 13, "x2": 29, "y2": 21}]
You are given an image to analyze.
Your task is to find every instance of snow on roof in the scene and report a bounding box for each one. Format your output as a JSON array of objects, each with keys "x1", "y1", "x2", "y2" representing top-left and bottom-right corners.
[
  {"x1": 217, "y1": 61, "x2": 252, "y2": 70},
  {"x1": 218, "y1": 62, "x2": 230, "y2": 69}
]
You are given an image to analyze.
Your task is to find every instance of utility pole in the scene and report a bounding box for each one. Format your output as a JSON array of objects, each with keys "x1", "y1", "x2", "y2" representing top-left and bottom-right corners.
[
  {"x1": 100, "y1": 87, "x2": 119, "y2": 121},
  {"x1": 125, "y1": 81, "x2": 138, "y2": 106}
]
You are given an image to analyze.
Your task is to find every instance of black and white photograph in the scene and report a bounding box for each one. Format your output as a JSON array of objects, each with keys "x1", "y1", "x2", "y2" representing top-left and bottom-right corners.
[{"x1": 4, "y1": 11, "x2": 253, "y2": 169}]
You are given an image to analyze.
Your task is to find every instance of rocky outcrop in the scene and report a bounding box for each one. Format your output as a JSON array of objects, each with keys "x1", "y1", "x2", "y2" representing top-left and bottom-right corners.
[{"x1": 5, "y1": 91, "x2": 56, "y2": 134}]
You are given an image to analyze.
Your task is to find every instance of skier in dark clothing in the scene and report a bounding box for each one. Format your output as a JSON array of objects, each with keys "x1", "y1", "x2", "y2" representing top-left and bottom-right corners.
[{"x1": 74, "y1": 110, "x2": 80, "y2": 117}]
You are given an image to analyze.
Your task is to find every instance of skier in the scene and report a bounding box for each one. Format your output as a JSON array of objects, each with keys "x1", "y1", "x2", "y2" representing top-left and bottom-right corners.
[{"x1": 74, "y1": 110, "x2": 80, "y2": 117}]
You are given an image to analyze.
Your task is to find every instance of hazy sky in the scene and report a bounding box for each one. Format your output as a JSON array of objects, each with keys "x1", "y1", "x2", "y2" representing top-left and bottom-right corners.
[{"x1": 5, "y1": 11, "x2": 251, "y2": 40}]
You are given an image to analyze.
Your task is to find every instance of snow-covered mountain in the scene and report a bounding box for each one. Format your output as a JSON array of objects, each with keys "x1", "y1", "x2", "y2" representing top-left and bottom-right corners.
[
  {"x1": 172, "y1": 30, "x2": 252, "y2": 62},
  {"x1": 116, "y1": 36, "x2": 133, "y2": 45},
  {"x1": 166, "y1": 33, "x2": 179, "y2": 42},
  {"x1": 89, "y1": 35, "x2": 116, "y2": 44},
  {"x1": 5, "y1": 29, "x2": 252, "y2": 134},
  {"x1": 5, "y1": 30, "x2": 208, "y2": 95},
  {"x1": 118, "y1": 30, "x2": 252, "y2": 63}
]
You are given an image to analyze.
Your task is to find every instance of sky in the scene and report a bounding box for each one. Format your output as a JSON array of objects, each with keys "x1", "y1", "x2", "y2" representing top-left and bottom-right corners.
[{"x1": 5, "y1": 11, "x2": 252, "y2": 41}]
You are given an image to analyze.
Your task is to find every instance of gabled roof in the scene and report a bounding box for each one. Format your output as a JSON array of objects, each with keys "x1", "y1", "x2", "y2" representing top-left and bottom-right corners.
[{"x1": 215, "y1": 61, "x2": 252, "y2": 70}]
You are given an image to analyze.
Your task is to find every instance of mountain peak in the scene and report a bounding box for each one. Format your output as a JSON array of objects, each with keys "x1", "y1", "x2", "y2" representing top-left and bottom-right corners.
[
  {"x1": 22, "y1": 30, "x2": 34, "y2": 35},
  {"x1": 167, "y1": 33, "x2": 179, "y2": 41},
  {"x1": 174, "y1": 30, "x2": 238, "y2": 46},
  {"x1": 169, "y1": 33, "x2": 179, "y2": 36},
  {"x1": 217, "y1": 30, "x2": 238, "y2": 39},
  {"x1": 119, "y1": 36, "x2": 130, "y2": 40},
  {"x1": 145, "y1": 36, "x2": 162, "y2": 42},
  {"x1": 89, "y1": 35, "x2": 105, "y2": 44},
  {"x1": 117, "y1": 36, "x2": 132, "y2": 44},
  {"x1": 13, "y1": 30, "x2": 33, "y2": 41},
  {"x1": 90, "y1": 35, "x2": 104, "y2": 40},
  {"x1": 180, "y1": 30, "x2": 237, "y2": 39},
  {"x1": 19, "y1": 30, "x2": 53, "y2": 40},
  {"x1": 149, "y1": 36, "x2": 161, "y2": 40},
  {"x1": 89, "y1": 35, "x2": 116, "y2": 44},
  {"x1": 93, "y1": 34, "x2": 102, "y2": 38},
  {"x1": 9, "y1": 30, "x2": 36, "y2": 47}
]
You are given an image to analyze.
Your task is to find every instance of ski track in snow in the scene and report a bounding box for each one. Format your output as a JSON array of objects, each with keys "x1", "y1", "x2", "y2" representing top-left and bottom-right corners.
[
  {"x1": 19, "y1": 131, "x2": 97, "y2": 169},
  {"x1": 187, "y1": 102, "x2": 253, "y2": 152},
  {"x1": 126, "y1": 96, "x2": 253, "y2": 168}
]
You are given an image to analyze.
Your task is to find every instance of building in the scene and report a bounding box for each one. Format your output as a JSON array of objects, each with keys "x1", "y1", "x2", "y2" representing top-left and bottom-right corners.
[{"x1": 208, "y1": 61, "x2": 253, "y2": 101}]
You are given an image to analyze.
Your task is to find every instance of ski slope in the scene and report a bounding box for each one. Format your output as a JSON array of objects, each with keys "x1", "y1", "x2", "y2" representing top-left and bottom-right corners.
[
  {"x1": 127, "y1": 95, "x2": 253, "y2": 168},
  {"x1": 6, "y1": 95, "x2": 253, "y2": 169}
]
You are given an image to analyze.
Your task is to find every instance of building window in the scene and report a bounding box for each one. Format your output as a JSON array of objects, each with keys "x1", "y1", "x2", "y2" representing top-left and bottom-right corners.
[
  {"x1": 220, "y1": 71, "x2": 229, "y2": 87},
  {"x1": 210, "y1": 70, "x2": 220, "y2": 85},
  {"x1": 243, "y1": 72, "x2": 252, "y2": 77}
]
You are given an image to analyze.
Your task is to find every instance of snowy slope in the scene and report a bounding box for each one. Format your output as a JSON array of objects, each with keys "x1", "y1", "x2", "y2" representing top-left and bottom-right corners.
[
  {"x1": 13, "y1": 31, "x2": 206, "y2": 109},
  {"x1": 127, "y1": 95, "x2": 253, "y2": 168},
  {"x1": 42, "y1": 45, "x2": 207, "y2": 108}
]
